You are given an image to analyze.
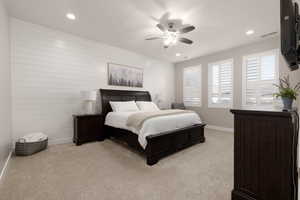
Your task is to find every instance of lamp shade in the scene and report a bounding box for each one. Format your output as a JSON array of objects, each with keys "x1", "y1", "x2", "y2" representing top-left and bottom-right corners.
[{"x1": 81, "y1": 90, "x2": 97, "y2": 101}]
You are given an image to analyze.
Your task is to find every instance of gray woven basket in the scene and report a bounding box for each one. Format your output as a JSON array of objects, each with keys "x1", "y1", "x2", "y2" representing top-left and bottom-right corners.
[{"x1": 15, "y1": 138, "x2": 48, "y2": 156}]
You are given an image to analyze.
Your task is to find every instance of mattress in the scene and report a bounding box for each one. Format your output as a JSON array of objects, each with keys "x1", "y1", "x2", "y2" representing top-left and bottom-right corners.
[{"x1": 105, "y1": 110, "x2": 202, "y2": 149}]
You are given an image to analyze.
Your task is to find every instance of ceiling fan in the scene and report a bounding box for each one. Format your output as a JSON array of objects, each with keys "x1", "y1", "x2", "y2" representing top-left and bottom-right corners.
[{"x1": 146, "y1": 21, "x2": 195, "y2": 48}]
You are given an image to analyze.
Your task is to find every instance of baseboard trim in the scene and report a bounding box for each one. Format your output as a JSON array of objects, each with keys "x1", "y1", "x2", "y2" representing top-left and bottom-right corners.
[
  {"x1": 48, "y1": 137, "x2": 73, "y2": 145},
  {"x1": 0, "y1": 151, "x2": 12, "y2": 182},
  {"x1": 206, "y1": 125, "x2": 234, "y2": 133}
]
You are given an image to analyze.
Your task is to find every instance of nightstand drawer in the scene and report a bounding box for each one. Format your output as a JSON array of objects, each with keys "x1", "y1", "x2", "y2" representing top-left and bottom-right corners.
[{"x1": 73, "y1": 114, "x2": 105, "y2": 145}]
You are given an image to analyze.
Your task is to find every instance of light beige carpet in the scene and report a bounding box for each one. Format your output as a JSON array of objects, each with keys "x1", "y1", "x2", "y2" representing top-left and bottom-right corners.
[{"x1": 0, "y1": 129, "x2": 233, "y2": 200}]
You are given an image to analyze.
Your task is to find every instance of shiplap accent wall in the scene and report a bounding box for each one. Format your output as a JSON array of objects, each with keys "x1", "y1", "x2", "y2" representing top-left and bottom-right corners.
[
  {"x1": 0, "y1": 0, "x2": 12, "y2": 175},
  {"x1": 11, "y1": 19, "x2": 175, "y2": 144}
]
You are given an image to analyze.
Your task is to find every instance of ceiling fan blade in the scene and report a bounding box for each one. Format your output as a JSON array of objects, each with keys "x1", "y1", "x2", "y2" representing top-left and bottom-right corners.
[
  {"x1": 179, "y1": 37, "x2": 193, "y2": 44},
  {"x1": 145, "y1": 37, "x2": 163, "y2": 40},
  {"x1": 160, "y1": 12, "x2": 171, "y2": 22},
  {"x1": 157, "y1": 24, "x2": 166, "y2": 32},
  {"x1": 179, "y1": 26, "x2": 196, "y2": 34}
]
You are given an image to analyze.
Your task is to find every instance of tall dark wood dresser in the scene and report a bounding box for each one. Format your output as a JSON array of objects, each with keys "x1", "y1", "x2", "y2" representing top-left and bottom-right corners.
[{"x1": 231, "y1": 109, "x2": 299, "y2": 200}]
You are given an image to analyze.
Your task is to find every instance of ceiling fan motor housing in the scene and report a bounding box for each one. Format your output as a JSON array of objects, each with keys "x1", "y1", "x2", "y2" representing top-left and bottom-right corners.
[{"x1": 168, "y1": 22, "x2": 175, "y2": 29}]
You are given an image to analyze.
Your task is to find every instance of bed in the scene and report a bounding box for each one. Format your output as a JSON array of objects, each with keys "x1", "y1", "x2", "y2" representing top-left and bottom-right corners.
[{"x1": 100, "y1": 89, "x2": 206, "y2": 165}]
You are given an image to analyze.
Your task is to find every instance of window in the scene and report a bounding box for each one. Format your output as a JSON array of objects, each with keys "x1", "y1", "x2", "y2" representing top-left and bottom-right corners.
[
  {"x1": 242, "y1": 49, "x2": 279, "y2": 108},
  {"x1": 183, "y1": 65, "x2": 202, "y2": 107},
  {"x1": 208, "y1": 59, "x2": 233, "y2": 108}
]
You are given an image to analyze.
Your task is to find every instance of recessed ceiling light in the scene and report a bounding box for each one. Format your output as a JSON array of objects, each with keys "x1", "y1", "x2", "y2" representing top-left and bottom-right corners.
[
  {"x1": 66, "y1": 13, "x2": 76, "y2": 20},
  {"x1": 246, "y1": 30, "x2": 255, "y2": 35},
  {"x1": 176, "y1": 53, "x2": 181, "y2": 57}
]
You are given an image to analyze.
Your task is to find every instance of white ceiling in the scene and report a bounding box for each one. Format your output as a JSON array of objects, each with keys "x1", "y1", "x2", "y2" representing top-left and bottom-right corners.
[{"x1": 4, "y1": 0, "x2": 280, "y2": 63}]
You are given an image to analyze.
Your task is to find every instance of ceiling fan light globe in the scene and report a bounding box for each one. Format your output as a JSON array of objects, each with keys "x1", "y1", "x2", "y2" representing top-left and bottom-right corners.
[
  {"x1": 163, "y1": 31, "x2": 178, "y2": 46},
  {"x1": 163, "y1": 39, "x2": 171, "y2": 46}
]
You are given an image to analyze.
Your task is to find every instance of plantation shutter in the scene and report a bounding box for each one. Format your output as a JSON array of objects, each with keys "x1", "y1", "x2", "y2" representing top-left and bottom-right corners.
[
  {"x1": 208, "y1": 59, "x2": 233, "y2": 107},
  {"x1": 183, "y1": 65, "x2": 202, "y2": 106},
  {"x1": 243, "y1": 50, "x2": 279, "y2": 108}
]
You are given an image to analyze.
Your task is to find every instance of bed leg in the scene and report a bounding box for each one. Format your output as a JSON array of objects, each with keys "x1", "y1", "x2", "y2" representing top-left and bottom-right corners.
[
  {"x1": 200, "y1": 136, "x2": 206, "y2": 143},
  {"x1": 147, "y1": 156, "x2": 159, "y2": 166},
  {"x1": 199, "y1": 127, "x2": 206, "y2": 143}
]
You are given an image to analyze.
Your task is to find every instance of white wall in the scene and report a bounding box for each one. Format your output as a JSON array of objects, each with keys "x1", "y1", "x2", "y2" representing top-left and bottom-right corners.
[
  {"x1": 11, "y1": 19, "x2": 175, "y2": 144},
  {"x1": 175, "y1": 36, "x2": 300, "y2": 128},
  {"x1": 0, "y1": 0, "x2": 12, "y2": 173}
]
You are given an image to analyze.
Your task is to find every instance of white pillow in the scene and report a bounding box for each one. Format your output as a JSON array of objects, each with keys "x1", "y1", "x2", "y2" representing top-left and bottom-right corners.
[
  {"x1": 109, "y1": 101, "x2": 139, "y2": 112},
  {"x1": 136, "y1": 101, "x2": 160, "y2": 111}
]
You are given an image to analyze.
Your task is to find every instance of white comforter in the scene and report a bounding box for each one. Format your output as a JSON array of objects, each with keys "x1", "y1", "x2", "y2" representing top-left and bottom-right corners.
[{"x1": 105, "y1": 111, "x2": 202, "y2": 149}]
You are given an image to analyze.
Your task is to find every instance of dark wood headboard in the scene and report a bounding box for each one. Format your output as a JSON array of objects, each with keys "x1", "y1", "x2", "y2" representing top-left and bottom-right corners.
[{"x1": 100, "y1": 89, "x2": 151, "y2": 115}]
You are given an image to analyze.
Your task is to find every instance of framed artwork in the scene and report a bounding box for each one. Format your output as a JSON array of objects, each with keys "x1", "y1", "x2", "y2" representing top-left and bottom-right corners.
[{"x1": 108, "y1": 63, "x2": 143, "y2": 88}]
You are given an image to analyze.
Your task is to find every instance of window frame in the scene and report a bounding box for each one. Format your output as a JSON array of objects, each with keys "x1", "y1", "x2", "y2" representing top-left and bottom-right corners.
[
  {"x1": 242, "y1": 49, "x2": 279, "y2": 109},
  {"x1": 182, "y1": 65, "x2": 202, "y2": 107},
  {"x1": 208, "y1": 58, "x2": 234, "y2": 109}
]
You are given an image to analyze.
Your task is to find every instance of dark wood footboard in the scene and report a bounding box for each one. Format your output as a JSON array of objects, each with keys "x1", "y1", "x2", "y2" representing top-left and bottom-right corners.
[
  {"x1": 145, "y1": 124, "x2": 206, "y2": 165},
  {"x1": 105, "y1": 124, "x2": 206, "y2": 166}
]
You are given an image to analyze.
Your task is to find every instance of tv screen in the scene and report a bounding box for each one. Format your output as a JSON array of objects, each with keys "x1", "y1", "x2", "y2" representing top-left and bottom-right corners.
[{"x1": 281, "y1": 0, "x2": 299, "y2": 71}]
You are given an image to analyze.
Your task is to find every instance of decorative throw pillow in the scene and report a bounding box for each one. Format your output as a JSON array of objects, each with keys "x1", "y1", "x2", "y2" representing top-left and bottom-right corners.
[
  {"x1": 136, "y1": 101, "x2": 160, "y2": 111},
  {"x1": 109, "y1": 101, "x2": 140, "y2": 112}
]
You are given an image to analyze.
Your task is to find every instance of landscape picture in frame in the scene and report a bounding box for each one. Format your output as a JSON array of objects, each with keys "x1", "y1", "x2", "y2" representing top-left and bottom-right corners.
[{"x1": 108, "y1": 63, "x2": 143, "y2": 88}]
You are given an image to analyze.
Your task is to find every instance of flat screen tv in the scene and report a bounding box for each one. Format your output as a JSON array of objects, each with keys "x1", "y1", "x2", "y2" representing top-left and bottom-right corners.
[{"x1": 281, "y1": 0, "x2": 299, "y2": 71}]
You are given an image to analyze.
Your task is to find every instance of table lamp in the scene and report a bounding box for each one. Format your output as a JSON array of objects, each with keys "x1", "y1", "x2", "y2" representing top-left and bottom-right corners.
[{"x1": 81, "y1": 90, "x2": 97, "y2": 114}]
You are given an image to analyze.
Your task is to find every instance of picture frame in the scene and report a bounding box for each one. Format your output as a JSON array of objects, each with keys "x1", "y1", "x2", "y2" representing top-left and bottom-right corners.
[{"x1": 107, "y1": 63, "x2": 143, "y2": 88}]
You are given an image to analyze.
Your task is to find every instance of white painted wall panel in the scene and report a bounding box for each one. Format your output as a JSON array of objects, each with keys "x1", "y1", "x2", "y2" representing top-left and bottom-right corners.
[
  {"x1": 11, "y1": 19, "x2": 175, "y2": 144},
  {"x1": 0, "y1": 0, "x2": 11, "y2": 174}
]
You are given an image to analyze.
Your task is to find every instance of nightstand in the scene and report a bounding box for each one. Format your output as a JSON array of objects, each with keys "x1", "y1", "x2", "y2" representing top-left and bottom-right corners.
[{"x1": 73, "y1": 114, "x2": 105, "y2": 145}]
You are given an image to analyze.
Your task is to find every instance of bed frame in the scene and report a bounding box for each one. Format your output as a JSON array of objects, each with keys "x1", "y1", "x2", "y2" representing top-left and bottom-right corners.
[{"x1": 100, "y1": 89, "x2": 206, "y2": 165}]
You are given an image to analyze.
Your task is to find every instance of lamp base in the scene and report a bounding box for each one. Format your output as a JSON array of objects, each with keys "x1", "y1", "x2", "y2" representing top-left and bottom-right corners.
[{"x1": 83, "y1": 101, "x2": 95, "y2": 115}]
